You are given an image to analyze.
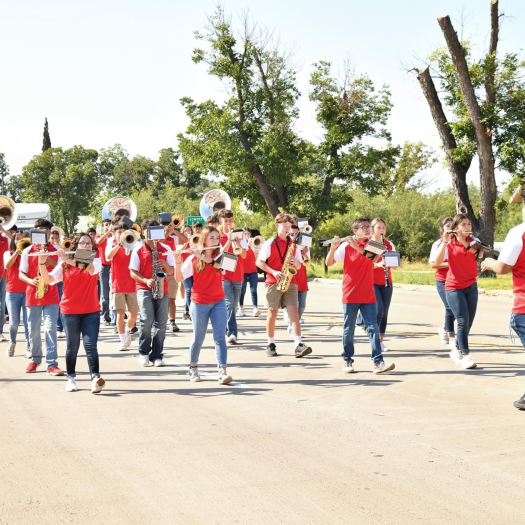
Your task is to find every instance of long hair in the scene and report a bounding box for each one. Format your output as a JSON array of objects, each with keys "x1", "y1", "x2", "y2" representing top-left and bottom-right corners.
[
  {"x1": 195, "y1": 226, "x2": 221, "y2": 273},
  {"x1": 63, "y1": 232, "x2": 92, "y2": 272},
  {"x1": 450, "y1": 213, "x2": 471, "y2": 233},
  {"x1": 10, "y1": 231, "x2": 29, "y2": 252},
  {"x1": 439, "y1": 217, "x2": 453, "y2": 234}
]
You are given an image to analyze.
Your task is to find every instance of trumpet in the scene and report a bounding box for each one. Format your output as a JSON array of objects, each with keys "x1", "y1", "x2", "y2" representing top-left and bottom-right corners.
[
  {"x1": 189, "y1": 234, "x2": 201, "y2": 246},
  {"x1": 169, "y1": 214, "x2": 184, "y2": 229},
  {"x1": 301, "y1": 225, "x2": 313, "y2": 234},
  {"x1": 119, "y1": 229, "x2": 141, "y2": 252},
  {"x1": 16, "y1": 238, "x2": 31, "y2": 253},
  {"x1": 248, "y1": 235, "x2": 265, "y2": 251},
  {"x1": 61, "y1": 239, "x2": 72, "y2": 250}
]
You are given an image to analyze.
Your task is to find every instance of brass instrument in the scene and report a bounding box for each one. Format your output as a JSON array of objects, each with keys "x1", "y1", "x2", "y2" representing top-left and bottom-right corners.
[
  {"x1": 61, "y1": 239, "x2": 72, "y2": 250},
  {"x1": 120, "y1": 229, "x2": 141, "y2": 254},
  {"x1": 152, "y1": 241, "x2": 165, "y2": 300},
  {"x1": 102, "y1": 196, "x2": 137, "y2": 221},
  {"x1": 189, "y1": 234, "x2": 201, "y2": 247},
  {"x1": 0, "y1": 195, "x2": 18, "y2": 230},
  {"x1": 199, "y1": 189, "x2": 231, "y2": 220},
  {"x1": 169, "y1": 214, "x2": 184, "y2": 229},
  {"x1": 230, "y1": 228, "x2": 244, "y2": 255},
  {"x1": 248, "y1": 235, "x2": 265, "y2": 252},
  {"x1": 16, "y1": 238, "x2": 31, "y2": 253},
  {"x1": 131, "y1": 223, "x2": 142, "y2": 235},
  {"x1": 36, "y1": 245, "x2": 48, "y2": 299},
  {"x1": 276, "y1": 235, "x2": 298, "y2": 293},
  {"x1": 301, "y1": 225, "x2": 313, "y2": 234}
]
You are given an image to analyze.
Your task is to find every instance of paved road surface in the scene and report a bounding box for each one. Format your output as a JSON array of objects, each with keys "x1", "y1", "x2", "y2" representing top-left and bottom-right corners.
[{"x1": 1, "y1": 282, "x2": 524, "y2": 524}]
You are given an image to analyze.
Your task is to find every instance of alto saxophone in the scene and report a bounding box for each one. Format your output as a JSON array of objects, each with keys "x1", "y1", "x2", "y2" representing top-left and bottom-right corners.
[
  {"x1": 36, "y1": 244, "x2": 48, "y2": 299},
  {"x1": 276, "y1": 237, "x2": 298, "y2": 293}
]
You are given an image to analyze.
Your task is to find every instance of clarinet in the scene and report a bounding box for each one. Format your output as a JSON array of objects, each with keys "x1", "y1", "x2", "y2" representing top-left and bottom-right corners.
[
  {"x1": 381, "y1": 234, "x2": 390, "y2": 288},
  {"x1": 152, "y1": 241, "x2": 160, "y2": 299}
]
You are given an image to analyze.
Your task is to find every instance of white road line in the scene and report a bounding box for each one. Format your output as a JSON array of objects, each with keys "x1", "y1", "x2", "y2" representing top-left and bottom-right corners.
[{"x1": 164, "y1": 360, "x2": 249, "y2": 389}]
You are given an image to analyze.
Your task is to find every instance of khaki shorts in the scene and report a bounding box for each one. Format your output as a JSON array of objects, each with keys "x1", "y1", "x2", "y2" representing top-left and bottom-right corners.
[
  {"x1": 167, "y1": 274, "x2": 179, "y2": 299},
  {"x1": 113, "y1": 292, "x2": 139, "y2": 312},
  {"x1": 265, "y1": 283, "x2": 298, "y2": 310}
]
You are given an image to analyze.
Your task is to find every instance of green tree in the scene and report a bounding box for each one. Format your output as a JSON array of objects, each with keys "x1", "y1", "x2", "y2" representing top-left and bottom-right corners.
[
  {"x1": 0, "y1": 152, "x2": 8, "y2": 194},
  {"x1": 20, "y1": 146, "x2": 101, "y2": 235},
  {"x1": 42, "y1": 118, "x2": 51, "y2": 152}
]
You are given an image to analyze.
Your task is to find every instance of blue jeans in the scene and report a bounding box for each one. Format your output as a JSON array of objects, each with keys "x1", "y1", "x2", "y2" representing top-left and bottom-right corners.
[
  {"x1": 0, "y1": 278, "x2": 6, "y2": 335},
  {"x1": 27, "y1": 304, "x2": 59, "y2": 368},
  {"x1": 342, "y1": 302, "x2": 383, "y2": 365},
  {"x1": 100, "y1": 264, "x2": 111, "y2": 322},
  {"x1": 511, "y1": 313, "x2": 525, "y2": 349},
  {"x1": 298, "y1": 291, "x2": 307, "y2": 320},
  {"x1": 222, "y1": 280, "x2": 242, "y2": 337},
  {"x1": 189, "y1": 299, "x2": 228, "y2": 367},
  {"x1": 6, "y1": 291, "x2": 29, "y2": 346},
  {"x1": 137, "y1": 290, "x2": 168, "y2": 361},
  {"x1": 240, "y1": 272, "x2": 258, "y2": 307},
  {"x1": 436, "y1": 280, "x2": 456, "y2": 335},
  {"x1": 56, "y1": 281, "x2": 64, "y2": 332},
  {"x1": 183, "y1": 276, "x2": 193, "y2": 313},
  {"x1": 446, "y1": 283, "x2": 478, "y2": 353},
  {"x1": 62, "y1": 311, "x2": 100, "y2": 378},
  {"x1": 374, "y1": 284, "x2": 393, "y2": 335}
]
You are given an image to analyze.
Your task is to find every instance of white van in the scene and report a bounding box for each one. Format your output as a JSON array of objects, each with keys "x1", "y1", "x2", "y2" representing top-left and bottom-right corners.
[{"x1": 15, "y1": 203, "x2": 51, "y2": 231}]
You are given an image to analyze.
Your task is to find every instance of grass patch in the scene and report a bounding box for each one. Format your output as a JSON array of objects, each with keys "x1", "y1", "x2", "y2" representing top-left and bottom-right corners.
[{"x1": 307, "y1": 259, "x2": 513, "y2": 290}]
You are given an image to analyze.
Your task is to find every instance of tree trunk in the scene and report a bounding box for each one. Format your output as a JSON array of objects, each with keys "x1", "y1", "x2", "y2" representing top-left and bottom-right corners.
[
  {"x1": 486, "y1": 0, "x2": 499, "y2": 107},
  {"x1": 252, "y1": 164, "x2": 281, "y2": 217},
  {"x1": 416, "y1": 67, "x2": 476, "y2": 226},
  {"x1": 438, "y1": 14, "x2": 497, "y2": 245},
  {"x1": 62, "y1": 211, "x2": 69, "y2": 238}
]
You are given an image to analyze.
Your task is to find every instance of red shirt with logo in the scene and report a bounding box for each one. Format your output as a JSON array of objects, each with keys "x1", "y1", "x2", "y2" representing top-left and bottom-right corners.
[
  {"x1": 257, "y1": 236, "x2": 303, "y2": 287},
  {"x1": 3, "y1": 251, "x2": 26, "y2": 293},
  {"x1": 20, "y1": 243, "x2": 60, "y2": 307},
  {"x1": 181, "y1": 255, "x2": 225, "y2": 304},
  {"x1": 334, "y1": 241, "x2": 376, "y2": 304},
  {"x1": 129, "y1": 242, "x2": 173, "y2": 296},
  {"x1": 373, "y1": 239, "x2": 394, "y2": 286},
  {"x1": 444, "y1": 237, "x2": 478, "y2": 291}
]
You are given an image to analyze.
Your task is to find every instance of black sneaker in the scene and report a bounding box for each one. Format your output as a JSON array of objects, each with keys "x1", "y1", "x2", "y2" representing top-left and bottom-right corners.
[
  {"x1": 130, "y1": 325, "x2": 138, "y2": 334},
  {"x1": 295, "y1": 343, "x2": 312, "y2": 358},
  {"x1": 171, "y1": 321, "x2": 180, "y2": 333},
  {"x1": 266, "y1": 343, "x2": 277, "y2": 357},
  {"x1": 182, "y1": 312, "x2": 191, "y2": 321},
  {"x1": 513, "y1": 393, "x2": 525, "y2": 410}
]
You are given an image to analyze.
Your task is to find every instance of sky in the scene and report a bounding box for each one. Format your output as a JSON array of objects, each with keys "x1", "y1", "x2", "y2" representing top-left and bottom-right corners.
[{"x1": 1, "y1": 0, "x2": 524, "y2": 191}]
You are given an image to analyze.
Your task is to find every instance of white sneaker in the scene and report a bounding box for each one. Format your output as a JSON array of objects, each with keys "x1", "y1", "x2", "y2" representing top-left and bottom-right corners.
[
  {"x1": 24, "y1": 347, "x2": 32, "y2": 359},
  {"x1": 0, "y1": 334, "x2": 7, "y2": 342},
  {"x1": 287, "y1": 325, "x2": 293, "y2": 338},
  {"x1": 460, "y1": 354, "x2": 477, "y2": 369},
  {"x1": 189, "y1": 366, "x2": 201, "y2": 382},
  {"x1": 66, "y1": 378, "x2": 78, "y2": 392},
  {"x1": 448, "y1": 337, "x2": 457, "y2": 351},
  {"x1": 449, "y1": 347, "x2": 462, "y2": 365},
  {"x1": 91, "y1": 377, "x2": 105, "y2": 394},
  {"x1": 373, "y1": 361, "x2": 395, "y2": 374},
  {"x1": 283, "y1": 309, "x2": 289, "y2": 323},
  {"x1": 118, "y1": 341, "x2": 128, "y2": 351},
  {"x1": 227, "y1": 334, "x2": 237, "y2": 344},
  {"x1": 237, "y1": 307, "x2": 246, "y2": 317},
  {"x1": 154, "y1": 359, "x2": 165, "y2": 367},
  {"x1": 138, "y1": 354, "x2": 151, "y2": 366},
  {"x1": 6, "y1": 342, "x2": 15, "y2": 357},
  {"x1": 57, "y1": 331, "x2": 66, "y2": 339},
  {"x1": 218, "y1": 369, "x2": 233, "y2": 384},
  {"x1": 253, "y1": 308, "x2": 261, "y2": 317},
  {"x1": 438, "y1": 326, "x2": 449, "y2": 344},
  {"x1": 343, "y1": 361, "x2": 355, "y2": 373},
  {"x1": 380, "y1": 342, "x2": 390, "y2": 353},
  {"x1": 124, "y1": 333, "x2": 132, "y2": 348},
  {"x1": 300, "y1": 318, "x2": 304, "y2": 324}
]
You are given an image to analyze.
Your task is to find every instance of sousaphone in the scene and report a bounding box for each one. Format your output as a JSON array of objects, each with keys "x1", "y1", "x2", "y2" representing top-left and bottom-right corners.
[
  {"x1": 0, "y1": 196, "x2": 18, "y2": 230},
  {"x1": 102, "y1": 196, "x2": 137, "y2": 222},
  {"x1": 199, "y1": 189, "x2": 231, "y2": 220}
]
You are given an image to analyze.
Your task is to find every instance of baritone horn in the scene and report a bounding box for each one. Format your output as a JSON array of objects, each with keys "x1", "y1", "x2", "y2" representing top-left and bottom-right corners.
[{"x1": 0, "y1": 196, "x2": 18, "y2": 230}]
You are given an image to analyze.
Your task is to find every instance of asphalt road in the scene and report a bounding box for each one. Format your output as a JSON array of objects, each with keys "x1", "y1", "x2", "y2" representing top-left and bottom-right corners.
[{"x1": 1, "y1": 281, "x2": 524, "y2": 524}]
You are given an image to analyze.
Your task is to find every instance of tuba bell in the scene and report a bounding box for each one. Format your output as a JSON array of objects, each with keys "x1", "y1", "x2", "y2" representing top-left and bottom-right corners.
[
  {"x1": 102, "y1": 196, "x2": 137, "y2": 222},
  {"x1": 0, "y1": 196, "x2": 18, "y2": 230},
  {"x1": 199, "y1": 189, "x2": 231, "y2": 220}
]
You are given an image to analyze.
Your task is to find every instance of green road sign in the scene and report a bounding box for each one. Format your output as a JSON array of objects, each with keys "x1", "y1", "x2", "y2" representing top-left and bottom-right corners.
[{"x1": 187, "y1": 216, "x2": 205, "y2": 226}]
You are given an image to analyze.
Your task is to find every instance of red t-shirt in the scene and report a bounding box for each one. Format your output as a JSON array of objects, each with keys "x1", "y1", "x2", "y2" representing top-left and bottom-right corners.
[
  {"x1": 131, "y1": 243, "x2": 170, "y2": 295},
  {"x1": 56, "y1": 263, "x2": 100, "y2": 314},
  {"x1": 334, "y1": 241, "x2": 376, "y2": 304},
  {"x1": 0, "y1": 236, "x2": 9, "y2": 278},
  {"x1": 4, "y1": 251, "x2": 26, "y2": 293},
  {"x1": 444, "y1": 237, "x2": 478, "y2": 291},
  {"x1": 109, "y1": 244, "x2": 136, "y2": 293},
  {"x1": 262, "y1": 236, "x2": 300, "y2": 287},
  {"x1": 373, "y1": 239, "x2": 394, "y2": 286},
  {"x1": 243, "y1": 246, "x2": 258, "y2": 274},
  {"x1": 23, "y1": 243, "x2": 60, "y2": 307},
  {"x1": 220, "y1": 231, "x2": 244, "y2": 282},
  {"x1": 296, "y1": 263, "x2": 309, "y2": 292},
  {"x1": 96, "y1": 235, "x2": 110, "y2": 265},
  {"x1": 187, "y1": 256, "x2": 225, "y2": 304}
]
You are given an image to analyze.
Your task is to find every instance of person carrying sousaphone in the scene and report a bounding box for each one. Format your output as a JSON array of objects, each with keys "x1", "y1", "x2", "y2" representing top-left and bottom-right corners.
[{"x1": 256, "y1": 213, "x2": 312, "y2": 358}]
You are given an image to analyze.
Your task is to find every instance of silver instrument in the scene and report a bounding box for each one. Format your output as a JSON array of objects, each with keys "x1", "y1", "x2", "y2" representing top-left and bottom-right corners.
[
  {"x1": 0, "y1": 195, "x2": 18, "y2": 230},
  {"x1": 102, "y1": 196, "x2": 137, "y2": 221},
  {"x1": 322, "y1": 234, "x2": 372, "y2": 246},
  {"x1": 199, "y1": 189, "x2": 231, "y2": 220},
  {"x1": 152, "y1": 241, "x2": 164, "y2": 300}
]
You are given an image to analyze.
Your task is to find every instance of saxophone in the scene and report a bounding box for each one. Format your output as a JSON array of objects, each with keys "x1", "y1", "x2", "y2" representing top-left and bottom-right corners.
[
  {"x1": 276, "y1": 236, "x2": 298, "y2": 293},
  {"x1": 36, "y1": 244, "x2": 48, "y2": 299}
]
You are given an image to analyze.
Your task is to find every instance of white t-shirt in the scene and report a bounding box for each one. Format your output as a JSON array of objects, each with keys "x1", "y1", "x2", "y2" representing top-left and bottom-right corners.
[
  {"x1": 429, "y1": 239, "x2": 449, "y2": 263},
  {"x1": 181, "y1": 255, "x2": 195, "y2": 279},
  {"x1": 498, "y1": 223, "x2": 525, "y2": 266}
]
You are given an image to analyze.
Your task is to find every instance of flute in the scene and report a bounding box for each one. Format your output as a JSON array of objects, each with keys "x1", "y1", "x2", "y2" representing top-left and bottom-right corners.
[
  {"x1": 28, "y1": 251, "x2": 75, "y2": 256},
  {"x1": 322, "y1": 234, "x2": 372, "y2": 246},
  {"x1": 445, "y1": 230, "x2": 473, "y2": 235},
  {"x1": 167, "y1": 246, "x2": 221, "y2": 255}
]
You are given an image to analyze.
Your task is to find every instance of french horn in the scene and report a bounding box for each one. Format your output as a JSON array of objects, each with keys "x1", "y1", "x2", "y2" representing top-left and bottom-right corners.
[{"x1": 102, "y1": 196, "x2": 137, "y2": 222}]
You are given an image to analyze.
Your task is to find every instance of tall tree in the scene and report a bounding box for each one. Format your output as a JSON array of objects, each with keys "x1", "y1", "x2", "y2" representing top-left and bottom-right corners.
[
  {"x1": 0, "y1": 152, "x2": 9, "y2": 195},
  {"x1": 42, "y1": 118, "x2": 52, "y2": 152}
]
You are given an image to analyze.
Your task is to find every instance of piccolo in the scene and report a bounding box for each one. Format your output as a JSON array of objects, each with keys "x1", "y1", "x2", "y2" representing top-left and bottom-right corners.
[
  {"x1": 28, "y1": 251, "x2": 75, "y2": 256},
  {"x1": 167, "y1": 246, "x2": 221, "y2": 255},
  {"x1": 322, "y1": 234, "x2": 372, "y2": 246}
]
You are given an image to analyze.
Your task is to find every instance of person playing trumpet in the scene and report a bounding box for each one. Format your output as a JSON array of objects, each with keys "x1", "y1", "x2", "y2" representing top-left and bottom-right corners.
[{"x1": 325, "y1": 216, "x2": 395, "y2": 374}]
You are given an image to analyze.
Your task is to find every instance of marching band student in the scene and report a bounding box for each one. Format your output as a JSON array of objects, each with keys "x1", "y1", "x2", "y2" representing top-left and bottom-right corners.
[
  {"x1": 180, "y1": 225, "x2": 193, "y2": 321},
  {"x1": 105, "y1": 219, "x2": 139, "y2": 351},
  {"x1": 129, "y1": 219, "x2": 174, "y2": 367},
  {"x1": 429, "y1": 217, "x2": 456, "y2": 345},
  {"x1": 174, "y1": 226, "x2": 233, "y2": 384},
  {"x1": 482, "y1": 190, "x2": 525, "y2": 409},
  {"x1": 371, "y1": 218, "x2": 395, "y2": 352},
  {"x1": 325, "y1": 216, "x2": 395, "y2": 374},
  {"x1": 218, "y1": 209, "x2": 247, "y2": 344},
  {"x1": 238, "y1": 228, "x2": 261, "y2": 318},
  {"x1": 207, "y1": 213, "x2": 220, "y2": 229},
  {"x1": 50, "y1": 229, "x2": 65, "y2": 339},
  {"x1": 192, "y1": 222, "x2": 203, "y2": 235},
  {"x1": 19, "y1": 219, "x2": 63, "y2": 376},
  {"x1": 0, "y1": 223, "x2": 12, "y2": 342},
  {"x1": 256, "y1": 213, "x2": 312, "y2": 358},
  {"x1": 95, "y1": 220, "x2": 113, "y2": 326},
  {"x1": 4, "y1": 232, "x2": 30, "y2": 357},
  {"x1": 38, "y1": 233, "x2": 105, "y2": 393},
  {"x1": 434, "y1": 213, "x2": 479, "y2": 370}
]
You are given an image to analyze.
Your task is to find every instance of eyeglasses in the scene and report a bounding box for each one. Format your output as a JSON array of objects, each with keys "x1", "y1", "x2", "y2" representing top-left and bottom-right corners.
[
  {"x1": 78, "y1": 241, "x2": 92, "y2": 247},
  {"x1": 357, "y1": 225, "x2": 372, "y2": 230}
]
